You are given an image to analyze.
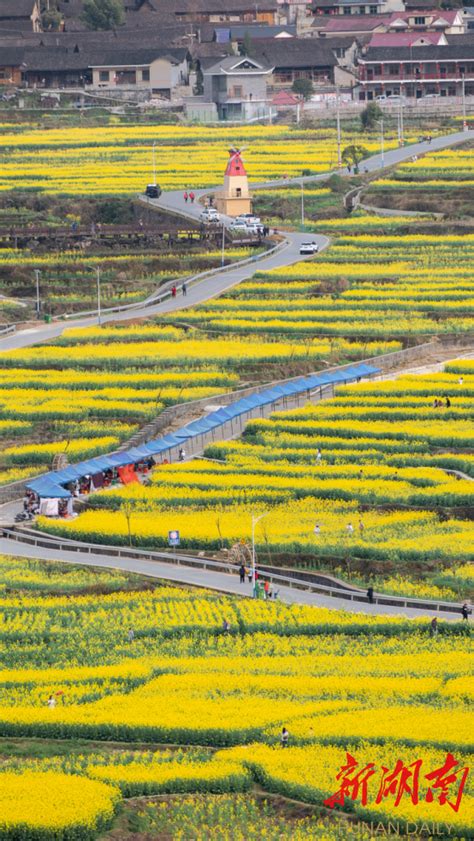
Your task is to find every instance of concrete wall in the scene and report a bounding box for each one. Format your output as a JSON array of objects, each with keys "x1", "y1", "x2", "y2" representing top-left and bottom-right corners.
[
  {"x1": 92, "y1": 57, "x2": 188, "y2": 93},
  {"x1": 2, "y1": 339, "x2": 466, "y2": 506}
]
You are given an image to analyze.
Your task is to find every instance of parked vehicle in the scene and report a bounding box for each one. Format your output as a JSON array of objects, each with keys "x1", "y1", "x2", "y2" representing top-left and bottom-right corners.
[
  {"x1": 200, "y1": 208, "x2": 220, "y2": 223},
  {"x1": 376, "y1": 94, "x2": 406, "y2": 104},
  {"x1": 235, "y1": 213, "x2": 261, "y2": 226},
  {"x1": 145, "y1": 184, "x2": 161, "y2": 198},
  {"x1": 229, "y1": 221, "x2": 262, "y2": 236},
  {"x1": 299, "y1": 241, "x2": 319, "y2": 255}
]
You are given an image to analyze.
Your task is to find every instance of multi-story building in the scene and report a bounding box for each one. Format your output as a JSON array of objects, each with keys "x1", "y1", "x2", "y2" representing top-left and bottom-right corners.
[
  {"x1": 357, "y1": 44, "x2": 474, "y2": 99},
  {"x1": 312, "y1": 0, "x2": 402, "y2": 16},
  {"x1": 201, "y1": 54, "x2": 273, "y2": 119}
]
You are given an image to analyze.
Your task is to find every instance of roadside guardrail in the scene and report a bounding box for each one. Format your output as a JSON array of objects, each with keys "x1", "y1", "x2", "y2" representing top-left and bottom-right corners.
[{"x1": 1, "y1": 528, "x2": 465, "y2": 616}]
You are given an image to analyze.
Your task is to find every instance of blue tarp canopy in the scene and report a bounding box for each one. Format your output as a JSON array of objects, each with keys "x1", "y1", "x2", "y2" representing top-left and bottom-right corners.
[
  {"x1": 27, "y1": 478, "x2": 71, "y2": 498},
  {"x1": 27, "y1": 361, "x2": 382, "y2": 501},
  {"x1": 350, "y1": 363, "x2": 379, "y2": 377},
  {"x1": 124, "y1": 447, "x2": 152, "y2": 462},
  {"x1": 146, "y1": 435, "x2": 182, "y2": 454},
  {"x1": 48, "y1": 466, "x2": 82, "y2": 483}
]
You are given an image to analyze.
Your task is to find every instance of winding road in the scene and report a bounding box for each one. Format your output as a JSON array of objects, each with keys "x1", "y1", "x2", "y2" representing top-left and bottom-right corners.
[
  {"x1": 0, "y1": 128, "x2": 469, "y2": 353},
  {"x1": 0, "y1": 127, "x2": 472, "y2": 618}
]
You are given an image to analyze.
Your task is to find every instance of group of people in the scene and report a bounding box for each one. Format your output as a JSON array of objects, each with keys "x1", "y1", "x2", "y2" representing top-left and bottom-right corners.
[
  {"x1": 171, "y1": 282, "x2": 187, "y2": 298},
  {"x1": 183, "y1": 191, "x2": 195, "y2": 203},
  {"x1": 313, "y1": 521, "x2": 365, "y2": 537},
  {"x1": 433, "y1": 396, "x2": 451, "y2": 408},
  {"x1": 430, "y1": 603, "x2": 471, "y2": 636},
  {"x1": 238, "y1": 565, "x2": 276, "y2": 600}
]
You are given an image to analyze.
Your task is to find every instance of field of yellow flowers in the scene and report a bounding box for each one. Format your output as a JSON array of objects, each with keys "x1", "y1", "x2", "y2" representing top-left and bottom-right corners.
[
  {"x1": 0, "y1": 321, "x2": 396, "y2": 470},
  {"x1": 0, "y1": 123, "x2": 409, "y2": 196},
  {"x1": 169, "y1": 234, "x2": 474, "y2": 338},
  {"x1": 0, "y1": 555, "x2": 472, "y2": 839},
  {"x1": 38, "y1": 364, "x2": 474, "y2": 601}
]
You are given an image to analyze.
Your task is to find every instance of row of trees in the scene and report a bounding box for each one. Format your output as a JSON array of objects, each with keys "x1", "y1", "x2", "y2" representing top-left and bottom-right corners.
[{"x1": 41, "y1": 0, "x2": 124, "y2": 31}]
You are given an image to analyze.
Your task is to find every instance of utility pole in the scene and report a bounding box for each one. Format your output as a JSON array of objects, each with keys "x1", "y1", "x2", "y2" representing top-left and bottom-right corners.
[
  {"x1": 336, "y1": 87, "x2": 342, "y2": 168},
  {"x1": 399, "y1": 95, "x2": 404, "y2": 146},
  {"x1": 34, "y1": 269, "x2": 41, "y2": 317},
  {"x1": 378, "y1": 118, "x2": 385, "y2": 168},
  {"x1": 96, "y1": 267, "x2": 102, "y2": 326},
  {"x1": 89, "y1": 265, "x2": 102, "y2": 325},
  {"x1": 152, "y1": 141, "x2": 156, "y2": 184},
  {"x1": 251, "y1": 512, "x2": 268, "y2": 598},
  {"x1": 462, "y1": 74, "x2": 467, "y2": 131},
  {"x1": 301, "y1": 179, "x2": 305, "y2": 227},
  {"x1": 221, "y1": 221, "x2": 225, "y2": 267}
]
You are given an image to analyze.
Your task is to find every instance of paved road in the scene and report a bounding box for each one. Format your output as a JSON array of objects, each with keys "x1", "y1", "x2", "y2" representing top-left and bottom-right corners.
[
  {"x1": 0, "y1": 128, "x2": 471, "y2": 616},
  {"x1": 0, "y1": 129, "x2": 469, "y2": 354},
  {"x1": 0, "y1": 536, "x2": 465, "y2": 620},
  {"x1": 0, "y1": 232, "x2": 327, "y2": 351}
]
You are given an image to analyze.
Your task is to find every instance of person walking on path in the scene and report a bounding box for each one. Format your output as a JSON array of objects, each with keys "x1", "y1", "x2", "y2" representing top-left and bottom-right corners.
[
  {"x1": 178, "y1": 448, "x2": 185, "y2": 461},
  {"x1": 184, "y1": 191, "x2": 188, "y2": 203},
  {"x1": 461, "y1": 603, "x2": 471, "y2": 621},
  {"x1": 239, "y1": 564, "x2": 246, "y2": 584},
  {"x1": 367, "y1": 586, "x2": 374, "y2": 605},
  {"x1": 182, "y1": 282, "x2": 187, "y2": 297},
  {"x1": 189, "y1": 191, "x2": 195, "y2": 203},
  {"x1": 263, "y1": 580, "x2": 270, "y2": 600},
  {"x1": 171, "y1": 285, "x2": 177, "y2": 298},
  {"x1": 281, "y1": 727, "x2": 289, "y2": 747}
]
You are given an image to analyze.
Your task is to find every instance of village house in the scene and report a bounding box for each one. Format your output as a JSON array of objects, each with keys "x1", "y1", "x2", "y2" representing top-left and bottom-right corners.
[
  {"x1": 89, "y1": 48, "x2": 191, "y2": 97},
  {"x1": 200, "y1": 54, "x2": 273, "y2": 119},
  {"x1": 312, "y1": 0, "x2": 402, "y2": 16},
  {"x1": 254, "y1": 38, "x2": 339, "y2": 86},
  {"x1": 0, "y1": 48, "x2": 25, "y2": 85},
  {"x1": 173, "y1": 0, "x2": 281, "y2": 25},
  {"x1": 357, "y1": 42, "x2": 474, "y2": 99},
  {"x1": 0, "y1": 0, "x2": 41, "y2": 32},
  {"x1": 386, "y1": 8, "x2": 465, "y2": 35},
  {"x1": 313, "y1": 14, "x2": 391, "y2": 37}
]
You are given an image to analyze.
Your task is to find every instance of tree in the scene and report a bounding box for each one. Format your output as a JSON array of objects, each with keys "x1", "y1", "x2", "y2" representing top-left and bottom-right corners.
[
  {"x1": 360, "y1": 101, "x2": 383, "y2": 131},
  {"x1": 240, "y1": 31, "x2": 253, "y2": 56},
  {"x1": 41, "y1": 7, "x2": 62, "y2": 30},
  {"x1": 81, "y1": 0, "x2": 124, "y2": 30},
  {"x1": 341, "y1": 144, "x2": 369, "y2": 174},
  {"x1": 121, "y1": 501, "x2": 134, "y2": 547},
  {"x1": 292, "y1": 78, "x2": 314, "y2": 101}
]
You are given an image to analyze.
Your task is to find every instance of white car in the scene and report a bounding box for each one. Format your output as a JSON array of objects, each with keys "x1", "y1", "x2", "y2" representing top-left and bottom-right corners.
[
  {"x1": 200, "y1": 209, "x2": 220, "y2": 223},
  {"x1": 300, "y1": 241, "x2": 319, "y2": 255},
  {"x1": 376, "y1": 94, "x2": 406, "y2": 104},
  {"x1": 230, "y1": 222, "x2": 262, "y2": 236},
  {"x1": 234, "y1": 214, "x2": 261, "y2": 226}
]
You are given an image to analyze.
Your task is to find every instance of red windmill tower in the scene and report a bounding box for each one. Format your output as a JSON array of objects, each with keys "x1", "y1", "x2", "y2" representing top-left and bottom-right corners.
[{"x1": 215, "y1": 146, "x2": 252, "y2": 217}]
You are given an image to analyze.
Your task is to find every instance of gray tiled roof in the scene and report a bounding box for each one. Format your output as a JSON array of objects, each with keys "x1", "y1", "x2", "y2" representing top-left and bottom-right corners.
[
  {"x1": 254, "y1": 38, "x2": 338, "y2": 68},
  {"x1": 361, "y1": 43, "x2": 474, "y2": 61}
]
